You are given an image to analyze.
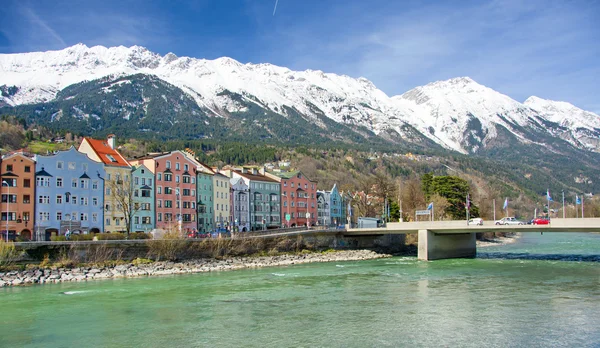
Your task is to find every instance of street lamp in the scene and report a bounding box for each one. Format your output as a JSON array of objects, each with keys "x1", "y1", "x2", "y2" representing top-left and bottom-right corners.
[{"x1": 2, "y1": 180, "x2": 9, "y2": 242}]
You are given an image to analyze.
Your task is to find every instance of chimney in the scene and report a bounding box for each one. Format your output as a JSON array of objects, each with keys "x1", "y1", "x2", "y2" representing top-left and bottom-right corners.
[
  {"x1": 107, "y1": 134, "x2": 116, "y2": 149},
  {"x1": 259, "y1": 167, "x2": 265, "y2": 175},
  {"x1": 251, "y1": 168, "x2": 258, "y2": 175}
]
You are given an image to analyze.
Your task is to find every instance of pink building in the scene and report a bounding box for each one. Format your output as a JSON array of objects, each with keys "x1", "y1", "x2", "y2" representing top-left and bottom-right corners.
[{"x1": 130, "y1": 150, "x2": 200, "y2": 233}]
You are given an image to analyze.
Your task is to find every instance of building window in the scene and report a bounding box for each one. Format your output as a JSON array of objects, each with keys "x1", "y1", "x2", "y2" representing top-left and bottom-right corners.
[
  {"x1": 81, "y1": 213, "x2": 88, "y2": 221},
  {"x1": 56, "y1": 195, "x2": 62, "y2": 204},
  {"x1": 164, "y1": 173, "x2": 172, "y2": 182},
  {"x1": 24, "y1": 166, "x2": 31, "y2": 173},
  {"x1": 184, "y1": 164, "x2": 189, "y2": 171},
  {"x1": 72, "y1": 179, "x2": 77, "y2": 188},
  {"x1": 92, "y1": 213, "x2": 98, "y2": 223},
  {"x1": 80, "y1": 179, "x2": 88, "y2": 189},
  {"x1": 106, "y1": 218, "x2": 111, "y2": 226},
  {"x1": 38, "y1": 195, "x2": 50, "y2": 204},
  {"x1": 157, "y1": 186, "x2": 162, "y2": 194},
  {"x1": 157, "y1": 200, "x2": 162, "y2": 208},
  {"x1": 23, "y1": 195, "x2": 31, "y2": 204},
  {"x1": 36, "y1": 177, "x2": 50, "y2": 187},
  {"x1": 157, "y1": 173, "x2": 162, "y2": 181},
  {"x1": 166, "y1": 161, "x2": 171, "y2": 169},
  {"x1": 142, "y1": 217, "x2": 151, "y2": 224},
  {"x1": 1, "y1": 194, "x2": 17, "y2": 203},
  {"x1": 57, "y1": 161, "x2": 63, "y2": 170},
  {"x1": 176, "y1": 162, "x2": 180, "y2": 170},
  {"x1": 165, "y1": 200, "x2": 172, "y2": 208},
  {"x1": 134, "y1": 216, "x2": 140, "y2": 224},
  {"x1": 68, "y1": 162, "x2": 76, "y2": 170},
  {"x1": 157, "y1": 213, "x2": 162, "y2": 222},
  {"x1": 92, "y1": 197, "x2": 98, "y2": 206},
  {"x1": 92, "y1": 181, "x2": 98, "y2": 190}
]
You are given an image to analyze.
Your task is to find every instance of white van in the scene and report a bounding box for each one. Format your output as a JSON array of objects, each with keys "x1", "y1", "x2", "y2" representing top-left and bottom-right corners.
[{"x1": 468, "y1": 218, "x2": 483, "y2": 225}]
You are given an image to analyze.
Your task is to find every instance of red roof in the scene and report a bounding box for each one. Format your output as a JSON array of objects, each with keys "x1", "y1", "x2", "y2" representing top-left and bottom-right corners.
[{"x1": 83, "y1": 137, "x2": 130, "y2": 167}]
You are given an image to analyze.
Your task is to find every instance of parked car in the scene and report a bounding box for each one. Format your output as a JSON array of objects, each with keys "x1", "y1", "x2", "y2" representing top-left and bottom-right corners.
[
  {"x1": 532, "y1": 217, "x2": 550, "y2": 225},
  {"x1": 468, "y1": 218, "x2": 483, "y2": 225},
  {"x1": 494, "y1": 217, "x2": 525, "y2": 225}
]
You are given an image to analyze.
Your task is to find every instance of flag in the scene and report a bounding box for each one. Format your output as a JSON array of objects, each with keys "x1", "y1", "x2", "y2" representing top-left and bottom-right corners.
[
  {"x1": 347, "y1": 202, "x2": 352, "y2": 217},
  {"x1": 546, "y1": 189, "x2": 553, "y2": 202},
  {"x1": 466, "y1": 194, "x2": 471, "y2": 210},
  {"x1": 427, "y1": 202, "x2": 433, "y2": 210},
  {"x1": 503, "y1": 198, "x2": 508, "y2": 210},
  {"x1": 576, "y1": 195, "x2": 581, "y2": 205}
]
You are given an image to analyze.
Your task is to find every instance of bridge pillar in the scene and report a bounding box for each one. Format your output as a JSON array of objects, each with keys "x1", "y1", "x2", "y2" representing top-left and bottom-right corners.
[{"x1": 417, "y1": 229, "x2": 476, "y2": 261}]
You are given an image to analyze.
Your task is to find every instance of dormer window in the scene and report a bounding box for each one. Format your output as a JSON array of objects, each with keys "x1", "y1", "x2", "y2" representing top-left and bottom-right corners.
[{"x1": 106, "y1": 154, "x2": 117, "y2": 162}]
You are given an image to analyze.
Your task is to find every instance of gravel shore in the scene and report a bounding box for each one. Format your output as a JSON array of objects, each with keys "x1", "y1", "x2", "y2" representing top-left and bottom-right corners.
[
  {"x1": 0, "y1": 250, "x2": 390, "y2": 288},
  {"x1": 476, "y1": 233, "x2": 521, "y2": 247}
]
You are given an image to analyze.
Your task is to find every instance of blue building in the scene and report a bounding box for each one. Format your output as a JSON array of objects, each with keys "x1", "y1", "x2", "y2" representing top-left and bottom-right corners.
[
  {"x1": 329, "y1": 184, "x2": 343, "y2": 226},
  {"x1": 34, "y1": 147, "x2": 105, "y2": 240},
  {"x1": 131, "y1": 164, "x2": 155, "y2": 233}
]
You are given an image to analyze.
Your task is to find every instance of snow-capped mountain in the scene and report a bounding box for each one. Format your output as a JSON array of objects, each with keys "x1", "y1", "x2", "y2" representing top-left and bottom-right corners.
[
  {"x1": 525, "y1": 96, "x2": 600, "y2": 150},
  {"x1": 1, "y1": 43, "x2": 599, "y2": 154}
]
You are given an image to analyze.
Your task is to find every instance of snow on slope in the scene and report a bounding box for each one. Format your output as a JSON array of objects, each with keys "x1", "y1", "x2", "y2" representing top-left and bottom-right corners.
[
  {"x1": 525, "y1": 96, "x2": 600, "y2": 150},
  {"x1": 390, "y1": 77, "x2": 541, "y2": 152},
  {"x1": 0, "y1": 43, "x2": 399, "y2": 128},
  {"x1": 1, "y1": 44, "x2": 599, "y2": 154}
]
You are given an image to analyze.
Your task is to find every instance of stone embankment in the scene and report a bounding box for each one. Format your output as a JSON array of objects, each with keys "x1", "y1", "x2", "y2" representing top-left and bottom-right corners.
[{"x1": 0, "y1": 250, "x2": 390, "y2": 288}]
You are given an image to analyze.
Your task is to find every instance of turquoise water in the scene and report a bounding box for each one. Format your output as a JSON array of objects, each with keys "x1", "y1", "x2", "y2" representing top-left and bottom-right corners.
[{"x1": 1, "y1": 232, "x2": 599, "y2": 347}]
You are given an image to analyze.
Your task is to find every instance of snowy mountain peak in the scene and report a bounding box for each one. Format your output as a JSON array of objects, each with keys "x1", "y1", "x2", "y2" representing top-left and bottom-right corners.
[{"x1": 1, "y1": 44, "x2": 599, "y2": 154}]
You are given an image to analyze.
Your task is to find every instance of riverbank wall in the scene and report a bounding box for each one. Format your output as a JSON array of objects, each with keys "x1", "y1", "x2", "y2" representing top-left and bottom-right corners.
[{"x1": 13, "y1": 233, "x2": 408, "y2": 263}]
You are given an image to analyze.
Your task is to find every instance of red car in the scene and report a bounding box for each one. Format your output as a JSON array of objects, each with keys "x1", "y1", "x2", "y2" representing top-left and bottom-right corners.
[{"x1": 532, "y1": 218, "x2": 550, "y2": 225}]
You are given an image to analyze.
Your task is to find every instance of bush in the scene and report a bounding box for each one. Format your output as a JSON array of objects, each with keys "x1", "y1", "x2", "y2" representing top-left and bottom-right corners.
[
  {"x1": 51, "y1": 236, "x2": 67, "y2": 242},
  {"x1": 0, "y1": 240, "x2": 19, "y2": 270},
  {"x1": 70, "y1": 234, "x2": 95, "y2": 241},
  {"x1": 146, "y1": 231, "x2": 188, "y2": 261},
  {"x1": 129, "y1": 232, "x2": 151, "y2": 240},
  {"x1": 96, "y1": 233, "x2": 127, "y2": 241},
  {"x1": 132, "y1": 257, "x2": 154, "y2": 266}
]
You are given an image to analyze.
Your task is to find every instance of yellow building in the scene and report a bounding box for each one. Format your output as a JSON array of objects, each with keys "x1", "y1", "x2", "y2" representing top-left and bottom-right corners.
[{"x1": 78, "y1": 135, "x2": 132, "y2": 233}]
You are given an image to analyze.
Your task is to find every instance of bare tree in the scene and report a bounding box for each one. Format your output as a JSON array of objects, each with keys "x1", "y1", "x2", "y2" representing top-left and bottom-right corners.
[{"x1": 107, "y1": 174, "x2": 140, "y2": 236}]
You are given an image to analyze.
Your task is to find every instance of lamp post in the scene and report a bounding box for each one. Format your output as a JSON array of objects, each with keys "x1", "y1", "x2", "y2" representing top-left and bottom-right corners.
[{"x1": 2, "y1": 180, "x2": 9, "y2": 242}]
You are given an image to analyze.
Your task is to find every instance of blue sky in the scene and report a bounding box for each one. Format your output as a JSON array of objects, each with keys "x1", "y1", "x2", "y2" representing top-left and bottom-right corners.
[{"x1": 1, "y1": 0, "x2": 599, "y2": 112}]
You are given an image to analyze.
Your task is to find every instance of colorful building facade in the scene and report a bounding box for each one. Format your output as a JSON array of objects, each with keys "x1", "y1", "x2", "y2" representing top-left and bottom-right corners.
[
  {"x1": 1, "y1": 152, "x2": 36, "y2": 240},
  {"x1": 34, "y1": 147, "x2": 105, "y2": 240}
]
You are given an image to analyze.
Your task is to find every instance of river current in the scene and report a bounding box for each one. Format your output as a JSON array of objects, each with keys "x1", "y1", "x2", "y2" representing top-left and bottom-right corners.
[{"x1": 1, "y1": 232, "x2": 599, "y2": 347}]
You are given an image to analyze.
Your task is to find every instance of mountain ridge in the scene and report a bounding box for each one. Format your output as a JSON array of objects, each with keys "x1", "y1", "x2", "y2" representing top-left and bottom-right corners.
[{"x1": 1, "y1": 43, "x2": 600, "y2": 154}]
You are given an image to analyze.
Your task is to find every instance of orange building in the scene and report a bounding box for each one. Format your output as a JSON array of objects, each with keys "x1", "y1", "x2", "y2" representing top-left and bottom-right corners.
[{"x1": 1, "y1": 152, "x2": 35, "y2": 240}]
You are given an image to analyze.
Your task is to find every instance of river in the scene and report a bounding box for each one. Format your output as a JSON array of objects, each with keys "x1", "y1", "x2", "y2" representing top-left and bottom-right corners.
[{"x1": 1, "y1": 232, "x2": 599, "y2": 347}]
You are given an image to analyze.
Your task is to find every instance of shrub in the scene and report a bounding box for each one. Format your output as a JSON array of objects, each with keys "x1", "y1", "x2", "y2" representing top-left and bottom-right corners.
[
  {"x1": 50, "y1": 235, "x2": 67, "y2": 242},
  {"x1": 129, "y1": 232, "x2": 151, "y2": 240},
  {"x1": 70, "y1": 234, "x2": 95, "y2": 241},
  {"x1": 132, "y1": 257, "x2": 154, "y2": 266},
  {"x1": 96, "y1": 233, "x2": 127, "y2": 241},
  {"x1": 0, "y1": 240, "x2": 19, "y2": 270},
  {"x1": 146, "y1": 231, "x2": 188, "y2": 261}
]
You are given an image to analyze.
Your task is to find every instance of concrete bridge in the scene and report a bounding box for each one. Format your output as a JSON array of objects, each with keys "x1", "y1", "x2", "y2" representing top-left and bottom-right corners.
[{"x1": 344, "y1": 218, "x2": 600, "y2": 261}]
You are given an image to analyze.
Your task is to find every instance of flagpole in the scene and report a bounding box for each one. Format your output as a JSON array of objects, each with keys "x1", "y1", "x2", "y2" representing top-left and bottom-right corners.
[
  {"x1": 547, "y1": 189, "x2": 550, "y2": 220},
  {"x1": 582, "y1": 194, "x2": 584, "y2": 218},
  {"x1": 562, "y1": 190, "x2": 565, "y2": 219},
  {"x1": 493, "y1": 199, "x2": 496, "y2": 221},
  {"x1": 576, "y1": 195, "x2": 579, "y2": 218}
]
